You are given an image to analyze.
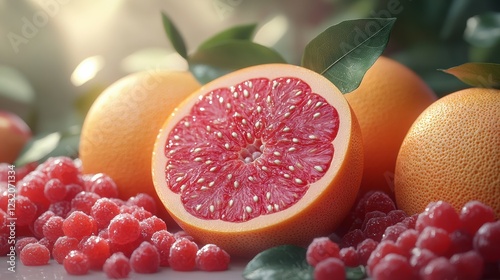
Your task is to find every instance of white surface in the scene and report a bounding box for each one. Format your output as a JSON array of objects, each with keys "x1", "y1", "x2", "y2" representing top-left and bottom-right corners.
[{"x1": 0, "y1": 256, "x2": 249, "y2": 279}]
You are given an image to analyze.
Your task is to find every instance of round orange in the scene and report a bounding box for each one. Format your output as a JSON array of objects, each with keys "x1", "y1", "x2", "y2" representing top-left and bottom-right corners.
[
  {"x1": 345, "y1": 56, "x2": 437, "y2": 195},
  {"x1": 79, "y1": 71, "x2": 200, "y2": 224},
  {"x1": 394, "y1": 88, "x2": 500, "y2": 218},
  {"x1": 152, "y1": 64, "x2": 363, "y2": 257}
]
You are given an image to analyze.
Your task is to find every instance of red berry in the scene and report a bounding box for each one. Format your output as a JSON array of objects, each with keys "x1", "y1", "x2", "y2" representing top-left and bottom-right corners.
[
  {"x1": 20, "y1": 243, "x2": 50, "y2": 266},
  {"x1": 52, "y1": 236, "x2": 79, "y2": 264},
  {"x1": 401, "y1": 214, "x2": 417, "y2": 229},
  {"x1": 364, "y1": 191, "x2": 396, "y2": 214},
  {"x1": 371, "y1": 253, "x2": 412, "y2": 280},
  {"x1": 79, "y1": 236, "x2": 110, "y2": 270},
  {"x1": 460, "y1": 200, "x2": 495, "y2": 236},
  {"x1": 340, "y1": 228, "x2": 365, "y2": 248},
  {"x1": 63, "y1": 250, "x2": 90, "y2": 275},
  {"x1": 361, "y1": 210, "x2": 386, "y2": 231},
  {"x1": 130, "y1": 241, "x2": 160, "y2": 273},
  {"x1": 46, "y1": 157, "x2": 79, "y2": 185},
  {"x1": 306, "y1": 237, "x2": 341, "y2": 267},
  {"x1": 151, "y1": 230, "x2": 176, "y2": 267},
  {"x1": 64, "y1": 183, "x2": 84, "y2": 201},
  {"x1": 33, "y1": 211, "x2": 55, "y2": 239},
  {"x1": 43, "y1": 215, "x2": 65, "y2": 242},
  {"x1": 196, "y1": 244, "x2": 230, "y2": 271},
  {"x1": 169, "y1": 238, "x2": 198, "y2": 271},
  {"x1": 63, "y1": 211, "x2": 96, "y2": 240},
  {"x1": 367, "y1": 240, "x2": 406, "y2": 275},
  {"x1": 18, "y1": 172, "x2": 50, "y2": 208},
  {"x1": 356, "y1": 238, "x2": 378, "y2": 266},
  {"x1": 450, "y1": 251, "x2": 484, "y2": 280},
  {"x1": 15, "y1": 237, "x2": 38, "y2": 254},
  {"x1": 103, "y1": 252, "x2": 131, "y2": 279},
  {"x1": 416, "y1": 201, "x2": 460, "y2": 233},
  {"x1": 339, "y1": 246, "x2": 359, "y2": 267},
  {"x1": 90, "y1": 198, "x2": 120, "y2": 230},
  {"x1": 127, "y1": 193, "x2": 157, "y2": 215},
  {"x1": 14, "y1": 195, "x2": 37, "y2": 226},
  {"x1": 71, "y1": 191, "x2": 100, "y2": 215},
  {"x1": 410, "y1": 248, "x2": 437, "y2": 276},
  {"x1": 387, "y1": 209, "x2": 407, "y2": 224},
  {"x1": 140, "y1": 216, "x2": 167, "y2": 241},
  {"x1": 38, "y1": 237, "x2": 55, "y2": 253},
  {"x1": 48, "y1": 201, "x2": 71, "y2": 218},
  {"x1": 416, "y1": 227, "x2": 451, "y2": 256},
  {"x1": 314, "y1": 257, "x2": 345, "y2": 280},
  {"x1": 473, "y1": 220, "x2": 500, "y2": 262},
  {"x1": 364, "y1": 215, "x2": 393, "y2": 242},
  {"x1": 87, "y1": 173, "x2": 119, "y2": 198},
  {"x1": 446, "y1": 229, "x2": 473, "y2": 256},
  {"x1": 44, "y1": 178, "x2": 67, "y2": 202},
  {"x1": 381, "y1": 224, "x2": 407, "y2": 242},
  {"x1": 108, "y1": 213, "x2": 141, "y2": 245},
  {"x1": 396, "y1": 229, "x2": 418, "y2": 254},
  {"x1": 420, "y1": 257, "x2": 457, "y2": 280}
]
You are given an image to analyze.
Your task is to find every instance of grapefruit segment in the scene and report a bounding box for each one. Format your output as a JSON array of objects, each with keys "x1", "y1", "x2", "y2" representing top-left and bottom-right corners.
[{"x1": 152, "y1": 64, "x2": 363, "y2": 257}]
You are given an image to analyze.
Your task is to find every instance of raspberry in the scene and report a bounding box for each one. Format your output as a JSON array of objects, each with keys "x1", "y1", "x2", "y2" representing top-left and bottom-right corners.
[
  {"x1": 140, "y1": 216, "x2": 167, "y2": 241},
  {"x1": 127, "y1": 193, "x2": 157, "y2": 215},
  {"x1": 340, "y1": 228, "x2": 364, "y2": 248},
  {"x1": 169, "y1": 238, "x2": 199, "y2": 271},
  {"x1": 44, "y1": 178, "x2": 67, "y2": 202},
  {"x1": 473, "y1": 220, "x2": 500, "y2": 261},
  {"x1": 43, "y1": 215, "x2": 65, "y2": 242},
  {"x1": 18, "y1": 171, "x2": 50, "y2": 208},
  {"x1": 108, "y1": 213, "x2": 141, "y2": 245},
  {"x1": 130, "y1": 207, "x2": 153, "y2": 221},
  {"x1": 314, "y1": 257, "x2": 345, "y2": 280},
  {"x1": 90, "y1": 198, "x2": 120, "y2": 229},
  {"x1": 367, "y1": 240, "x2": 406, "y2": 275},
  {"x1": 416, "y1": 201, "x2": 460, "y2": 233},
  {"x1": 396, "y1": 229, "x2": 418, "y2": 254},
  {"x1": 86, "y1": 173, "x2": 119, "y2": 198},
  {"x1": 420, "y1": 257, "x2": 457, "y2": 280},
  {"x1": 70, "y1": 191, "x2": 100, "y2": 215},
  {"x1": 20, "y1": 243, "x2": 50, "y2": 266},
  {"x1": 450, "y1": 251, "x2": 484, "y2": 280},
  {"x1": 14, "y1": 195, "x2": 37, "y2": 226},
  {"x1": 48, "y1": 201, "x2": 71, "y2": 218},
  {"x1": 364, "y1": 215, "x2": 393, "y2": 242},
  {"x1": 151, "y1": 230, "x2": 176, "y2": 267},
  {"x1": 79, "y1": 236, "x2": 110, "y2": 270},
  {"x1": 416, "y1": 226, "x2": 451, "y2": 256},
  {"x1": 387, "y1": 209, "x2": 407, "y2": 224},
  {"x1": 381, "y1": 224, "x2": 407, "y2": 242},
  {"x1": 64, "y1": 183, "x2": 84, "y2": 201},
  {"x1": 460, "y1": 200, "x2": 495, "y2": 236},
  {"x1": 62, "y1": 211, "x2": 96, "y2": 240},
  {"x1": 130, "y1": 241, "x2": 160, "y2": 273},
  {"x1": 401, "y1": 214, "x2": 417, "y2": 229},
  {"x1": 52, "y1": 236, "x2": 79, "y2": 264},
  {"x1": 15, "y1": 237, "x2": 38, "y2": 254},
  {"x1": 356, "y1": 238, "x2": 378, "y2": 266},
  {"x1": 46, "y1": 157, "x2": 80, "y2": 185},
  {"x1": 361, "y1": 210, "x2": 386, "y2": 231},
  {"x1": 103, "y1": 252, "x2": 131, "y2": 279},
  {"x1": 409, "y1": 248, "x2": 437, "y2": 276},
  {"x1": 196, "y1": 244, "x2": 230, "y2": 271},
  {"x1": 446, "y1": 229, "x2": 473, "y2": 256},
  {"x1": 306, "y1": 237, "x2": 341, "y2": 267},
  {"x1": 63, "y1": 250, "x2": 90, "y2": 275},
  {"x1": 33, "y1": 211, "x2": 55, "y2": 239},
  {"x1": 38, "y1": 237, "x2": 55, "y2": 253},
  {"x1": 364, "y1": 191, "x2": 396, "y2": 214},
  {"x1": 370, "y1": 253, "x2": 412, "y2": 280},
  {"x1": 173, "y1": 230, "x2": 195, "y2": 241},
  {"x1": 339, "y1": 246, "x2": 359, "y2": 267}
]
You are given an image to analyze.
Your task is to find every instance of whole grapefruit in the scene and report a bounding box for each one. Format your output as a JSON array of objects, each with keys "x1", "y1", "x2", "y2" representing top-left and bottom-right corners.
[
  {"x1": 0, "y1": 110, "x2": 31, "y2": 164},
  {"x1": 79, "y1": 71, "x2": 200, "y2": 223},
  {"x1": 394, "y1": 88, "x2": 500, "y2": 218},
  {"x1": 152, "y1": 64, "x2": 364, "y2": 257},
  {"x1": 345, "y1": 56, "x2": 437, "y2": 195}
]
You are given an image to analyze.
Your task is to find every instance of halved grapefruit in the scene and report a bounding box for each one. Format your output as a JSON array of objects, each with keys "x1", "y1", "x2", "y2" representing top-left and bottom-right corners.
[{"x1": 152, "y1": 64, "x2": 363, "y2": 257}]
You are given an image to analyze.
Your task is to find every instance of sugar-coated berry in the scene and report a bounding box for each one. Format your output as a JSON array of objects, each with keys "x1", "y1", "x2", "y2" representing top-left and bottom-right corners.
[
  {"x1": 410, "y1": 248, "x2": 437, "y2": 276},
  {"x1": 33, "y1": 211, "x2": 55, "y2": 239},
  {"x1": 306, "y1": 237, "x2": 341, "y2": 267},
  {"x1": 63, "y1": 250, "x2": 90, "y2": 275},
  {"x1": 416, "y1": 226, "x2": 451, "y2": 256},
  {"x1": 14, "y1": 195, "x2": 37, "y2": 226},
  {"x1": 20, "y1": 243, "x2": 50, "y2": 266},
  {"x1": 70, "y1": 191, "x2": 100, "y2": 215},
  {"x1": 196, "y1": 244, "x2": 230, "y2": 271},
  {"x1": 108, "y1": 213, "x2": 141, "y2": 245},
  {"x1": 44, "y1": 178, "x2": 67, "y2": 202},
  {"x1": 38, "y1": 237, "x2": 55, "y2": 253},
  {"x1": 314, "y1": 257, "x2": 345, "y2": 280},
  {"x1": 46, "y1": 157, "x2": 80, "y2": 185},
  {"x1": 151, "y1": 230, "x2": 176, "y2": 267},
  {"x1": 140, "y1": 216, "x2": 167, "y2": 240},
  {"x1": 364, "y1": 215, "x2": 393, "y2": 242},
  {"x1": 450, "y1": 251, "x2": 484, "y2": 280},
  {"x1": 103, "y1": 252, "x2": 131, "y2": 279},
  {"x1": 127, "y1": 193, "x2": 157, "y2": 215},
  {"x1": 460, "y1": 200, "x2": 496, "y2": 236},
  {"x1": 395, "y1": 229, "x2": 418, "y2": 254},
  {"x1": 401, "y1": 214, "x2": 417, "y2": 229},
  {"x1": 64, "y1": 183, "x2": 84, "y2": 201},
  {"x1": 91, "y1": 198, "x2": 120, "y2": 230},
  {"x1": 361, "y1": 210, "x2": 386, "y2": 231},
  {"x1": 371, "y1": 253, "x2": 413, "y2": 280},
  {"x1": 446, "y1": 229, "x2": 473, "y2": 256},
  {"x1": 15, "y1": 237, "x2": 38, "y2": 254},
  {"x1": 48, "y1": 201, "x2": 71, "y2": 218},
  {"x1": 416, "y1": 201, "x2": 461, "y2": 233},
  {"x1": 364, "y1": 191, "x2": 396, "y2": 214},
  {"x1": 43, "y1": 215, "x2": 64, "y2": 242},
  {"x1": 130, "y1": 241, "x2": 160, "y2": 273},
  {"x1": 79, "y1": 236, "x2": 110, "y2": 270},
  {"x1": 367, "y1": 240, "x2": 406, "y2": 275},
  {"x1": 356, "y1": 238, "x2": 378, "y2": 266},
  {"x1": 18, "y1": 172, "x2": 50, "y2": 208},
  {"x1": 473, "y1": 220, "x2": 500, "y2": 262},
  {"x1": 420, "y1": 257, "x2": 457, "y2": 280},
  {"x1": 169, "y1": 238, "x2": 199, "y2": 271},
  {"x1": 87, "y1": 173, "x2": 119, "y2": 198},
  {"x1": 62, "y1": 211, "x2": 96, "y2": 240},
  {"x1": 340, "y1": 228, "x2": 364, "y2": 248},
  {"x1": 52, "y1": 236, "x2": 80, "y2": 264},
  {"x1": 381, "y1": 224, "x2": 407, "y2": 242},
  {"x1": 339, "y1": 246, "x2": 359, "y2": 267},
  {"x1": 173, "y1": 230, "x2": 195, "y2": 241}
]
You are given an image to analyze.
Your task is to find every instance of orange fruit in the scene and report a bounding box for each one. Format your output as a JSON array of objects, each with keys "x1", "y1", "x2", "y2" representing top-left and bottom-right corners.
[
  {"x1": 152, "y1": 64, "x2": 363, "y2": 257},
  {"x1": 79, "y1": 71, "x2": 200, "y2": 224},
  {"x1": 345, "y1": 56, "x2": 437, "y2": 195},
  {"x1": 394, "y1": 88, "x2": 500, "y2": 218},
  {"x1": 0, "y1": 110, "x2": 31, "y2": 163}
]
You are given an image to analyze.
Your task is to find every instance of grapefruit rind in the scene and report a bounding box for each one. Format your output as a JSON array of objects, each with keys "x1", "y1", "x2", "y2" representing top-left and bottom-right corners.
[{"x1": 152, "y1": 64, "x2": 363, "y2": 257}]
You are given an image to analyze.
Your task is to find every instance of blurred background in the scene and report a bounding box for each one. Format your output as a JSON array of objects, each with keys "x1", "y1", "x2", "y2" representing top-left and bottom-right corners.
[{"x1": 1, "y1": 0, "x2": 499, "y2": 162}]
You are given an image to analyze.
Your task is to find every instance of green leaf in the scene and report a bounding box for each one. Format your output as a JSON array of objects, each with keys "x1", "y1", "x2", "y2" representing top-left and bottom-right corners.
[
  {"x1": 198, "y1": 24, "x2": 257, "y2": 50},
  {"x1": 441, "y1": 62, "x2": 500, "y2": 88},
  {"x1": 301, "y1": 18, "x2": 396, "y2": 94},
  {"x1": 464, "y1": 12, "x2": 500, "y2": 47},
  {"x1": 161, "y1": 12, "x2": 188, "y2": 59},
  {"x1": 15, "y1": 125, "x2": 81, "y2": 166},
  {"x1": 346, "y1": 266, "x2": 367, "y2": 280},
  {"x1": 242, "y1": 245, "x2": 313, "y2": 280},
  {"x1": 188, "y1": 40, "x2": 286, "y2": 84}
]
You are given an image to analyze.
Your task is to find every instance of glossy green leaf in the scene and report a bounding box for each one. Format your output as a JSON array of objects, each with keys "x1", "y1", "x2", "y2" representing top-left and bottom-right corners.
[
  {"x1": 161, "y1": 12, "x2": 188, "y2": 59},
  {"x1": 346, "y1": 266, "x2": 367, "y2": 280},
  {"x1": 198, "y1": 23, "x2": 257, "y2": 50},
  {"x1": 301, "y1": 18, "x2": 396, "y2": 94},
  {"x1": 441, "y1": 62, "x2": 500, "y2": 88},
  {"x1": 243, "y1": 245, "x2": 313, "y2": 280},
  {"x1": 188, "y1": 40, "x2": 286, "y2": 84},
  {"x1": 464, "y1": 12, "x2": 500, "y2": 47}
]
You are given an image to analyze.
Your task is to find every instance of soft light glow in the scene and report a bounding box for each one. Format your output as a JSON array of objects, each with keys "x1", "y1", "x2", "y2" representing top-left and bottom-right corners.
[
  {"x1": 71, "y1": 55, "x2": 105, "y2": 86},
  {"x1": 254, "y1": 15, "x2": 289, "y2": 47},
  {"x1": 121, "y1": 48, "x2": 188, "y2": 73}
]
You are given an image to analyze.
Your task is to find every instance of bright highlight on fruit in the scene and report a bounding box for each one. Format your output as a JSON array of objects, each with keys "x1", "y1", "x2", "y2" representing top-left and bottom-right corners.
[{"x1": 152, "y1": 63, "x2": 364, "y2": 257}]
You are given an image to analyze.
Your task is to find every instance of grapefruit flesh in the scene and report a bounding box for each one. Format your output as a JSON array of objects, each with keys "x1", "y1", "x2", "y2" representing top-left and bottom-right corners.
[{"x1": 152, "y1": 64, "x2": 363, "y2": 257}]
